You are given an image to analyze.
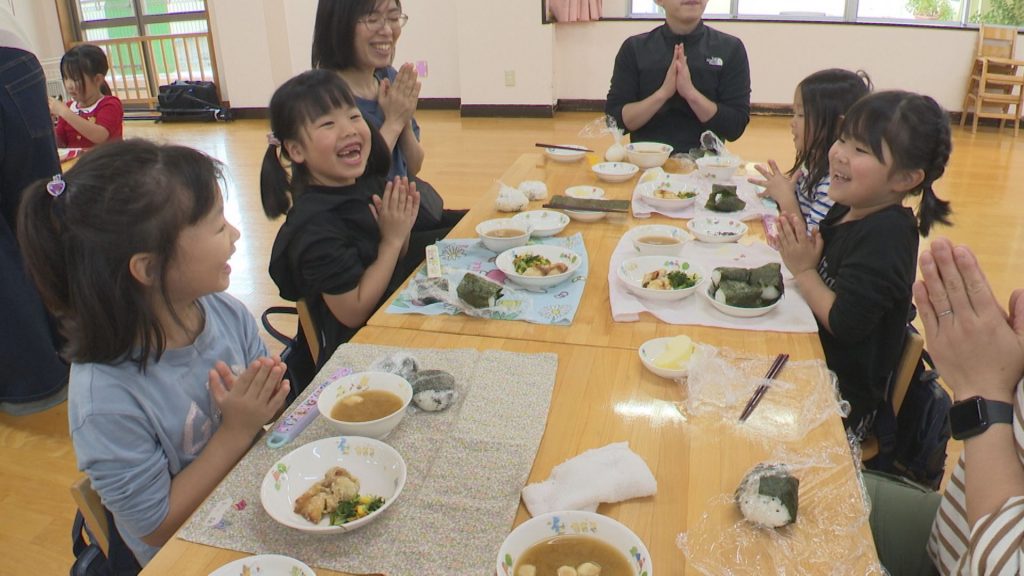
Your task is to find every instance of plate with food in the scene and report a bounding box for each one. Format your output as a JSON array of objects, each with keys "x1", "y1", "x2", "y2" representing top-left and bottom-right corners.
[
  {"x1": 512, "y1": 210, "x2": 570, "y2": 238},
  {"x1": 496, "y1": 244, "x2": 581, "y2": 290},
  {"x1": 639, "y1": 335, "x2": 696, "y2": 379},
  {"x1": 687, "y1": 216, "x2": 748, "y2": 243},
  {"x1": 260, "y1": 436, "x2": 406, "y2": 534},
  {"x1": 639, "y1": 180, "x2": 699, "y2": 211},
  {"x1": 207, "y1": 554, "x2": 315, "y2": 576},
  {"x1": 497, "y1": 510, "x2": 652, "y2": 576},
  {"x1": 704, "y1": 263, "x2": 785, "y2": 318},
  {"x1": 617, "y1": 255, "x2": 704, "y2": 302}
]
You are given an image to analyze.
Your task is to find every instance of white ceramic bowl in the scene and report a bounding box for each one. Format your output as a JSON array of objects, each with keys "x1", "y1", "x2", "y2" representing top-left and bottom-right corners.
[
  {"x1": 316, "y1": 371, "x2": 413, "y2": 439},
  {"x1": 639, "y1": 337, "x2": 693, "y2": 380},
  {"x1": 639, "y1": 180, "x2": 699, "y2": 211},
  {"x1": 617, "y1": 256, "x2": 704, "y2": 302},
  {"x1": 687, "y1": 216, "x2": 748, "y2": 243},
  {"x1": 626, "y1": 142, "x2": 673, "y2": 169},
  {"x1": 703, "y1": 283, "x2": 783, "y2": 318},
  {"x1": 628, "y1": 225, "x2": 690, "y2": 256},
  {"x1": 564, "y1": 185, "x2": 606, "y2": 222},
  {"x1": 544, "y1": 145, "x2": 588, "y2": 163},
  {"x1": 208, "y1": 555, "x2": 316, "y2": 576},
  {"x1": 260, "y1": 436, "x2": 406, "y2": 535},
  {"x1": 513, "y1": 210, "x2": 570, "y2": 238},
  {"x1": 592, "y1": 161, "x2": 640, "y2": 183},
  {"x1": 497, "y1": 510, "x2": 653, "y2": 576},
  {"x1": 475, "y1": 218, "x2": 532, "y2": 252},
  {"x1": 696, "y1": 155, "x2": 742, "y2": 181},
  {"x1": 496, "y1": 244, "x2": 582, "y2": 290}
]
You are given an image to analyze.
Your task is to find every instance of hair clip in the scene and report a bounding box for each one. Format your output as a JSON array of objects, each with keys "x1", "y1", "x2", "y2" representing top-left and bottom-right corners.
[
  {"x1": 46, "y1": 175, "x2": 66, "y2": 198},
  {"x1": 267, "y1": 132, "x2": 281, "y2": 147}
]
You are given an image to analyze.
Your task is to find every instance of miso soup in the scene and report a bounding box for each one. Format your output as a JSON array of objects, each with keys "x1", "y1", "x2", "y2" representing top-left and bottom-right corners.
[
  {"x1": 636, "y1": 235, "x2": 679, "y2": 246},
  {"x1": 331, "y1": 390, "x2": 404, "y2": 422},
  {"x1": 486, "y1": 228, "x2": 527, "y2": 238},
  {"x1": 514, "y1": 535, "x2": 632, "y2": 575}
]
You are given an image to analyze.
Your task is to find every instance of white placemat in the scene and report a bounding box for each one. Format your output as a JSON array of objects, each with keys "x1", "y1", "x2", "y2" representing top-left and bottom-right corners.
[{"x1": 608, "y1": 237, "x2": 819, "y2": 332}]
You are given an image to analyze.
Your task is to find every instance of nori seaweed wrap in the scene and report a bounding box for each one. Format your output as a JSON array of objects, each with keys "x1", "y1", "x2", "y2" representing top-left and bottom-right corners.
[
  {"x1": 456, "y1": 273, "x2": 503, "y2": 308},
  {"x1": 710, "y1": 264, "x2": 784, "y2": 307},
  {"x1": 712, "y1": 267, "x2": 750, "y2": 285},
  {"x1": 735, "y1": 462, "x2": 799, "y2": 528},
  {"x1": 705, "y1": 184, "x2": 747, "y2": 212},
  {"x1": 715, "y1": 280, "x2": 763, "y2": 307}
]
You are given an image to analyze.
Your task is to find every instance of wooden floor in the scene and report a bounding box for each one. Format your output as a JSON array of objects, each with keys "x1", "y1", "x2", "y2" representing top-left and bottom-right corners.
[{"x1": 2, "y1": 112, "x2": 1022, "y2": 574}]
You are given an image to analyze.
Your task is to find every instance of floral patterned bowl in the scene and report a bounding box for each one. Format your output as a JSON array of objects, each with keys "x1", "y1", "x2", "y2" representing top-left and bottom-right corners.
[
  {"x1": 497, "y1": 510, "x2": 653, "y2": 576},
  {"x1": 617, "y1": 256, "x2": 705, "y2": 302},
  {"x1": 260, "y1": 436, "x2": 406, "y2": 535},
  {"x1": 687, "y1": 216, "x2": 748, "y2": 243},
  {"x1": 208, "y1": 554, "x2": 315, "y2": 576},
  {"x1": 316, "y1": 371, "x2": 413, "y2": 439},
  {"x1": 496, "y1": 244, "x2": 582, "y2": 290}
]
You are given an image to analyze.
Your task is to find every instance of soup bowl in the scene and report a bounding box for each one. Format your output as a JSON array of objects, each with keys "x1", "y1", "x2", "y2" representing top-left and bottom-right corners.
[
  {"x1": 627, "y1": 224, "x2": 690, "y2": 256},
  {"x1": 687, "y1": 216, "x2": 748, "y2": 243},
  {"x1": 316, "y1": 371, "x2": 413, "y2": 439},
  {"x1": 260, "y1": 436, "x2": 406, "y2": 535},
  {"x1": 626, "y1": 142, "x2": 673, "y2": 169},
  {"x1": 476, "y1": 218, "x2": 532, "y2": 252},
  {"x1": 696, "y1": 155, "x2": 742, "y2": 181},
  {"x1": 592, "y1": 161, "x2": 639, "y2": 183},
  {"x1": 497, "y1": 510, "x2": 653, "y2": 576}
]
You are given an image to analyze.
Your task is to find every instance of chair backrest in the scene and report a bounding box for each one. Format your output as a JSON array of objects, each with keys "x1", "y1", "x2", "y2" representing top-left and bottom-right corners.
[
  {"x1": 296, "y1": 299, "x2": 320, "y2": 366},
  {"x1": 977, "y1": 24, "x2": 1018, "y2": 60},
  {"x1": 891, "y1": 331, "x2": 925, "y2": 415},
  {"x1": 70, "y1": 476, "x2": 110, "y2": 556}
]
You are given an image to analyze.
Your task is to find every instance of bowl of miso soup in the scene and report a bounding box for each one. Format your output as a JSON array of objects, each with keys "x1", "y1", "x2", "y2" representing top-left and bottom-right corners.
[
  {"x1": 316, "y1": 371, "x2": 413, "y2": 439},
  {"x1": 497, "y1": 510, "x2": 652, "y2": 576}
]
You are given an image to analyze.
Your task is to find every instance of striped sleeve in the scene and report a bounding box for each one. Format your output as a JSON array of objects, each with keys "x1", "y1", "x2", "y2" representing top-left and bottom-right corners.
[
  {"x1": 794, "y1": 170, "x2": 835, "y2": 231},
  {"x1": 929, "y1": 381, "x2": 1024, "y2": 575}
]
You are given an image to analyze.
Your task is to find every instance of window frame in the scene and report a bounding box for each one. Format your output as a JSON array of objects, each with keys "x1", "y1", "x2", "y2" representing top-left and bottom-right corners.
[{"x1": 625, "y1": 0, "x2": 979, "y2": 27}]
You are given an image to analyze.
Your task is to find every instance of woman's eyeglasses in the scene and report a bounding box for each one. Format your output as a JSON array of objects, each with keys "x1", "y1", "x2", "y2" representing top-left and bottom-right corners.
[{"x1": 359, "y1": 13, "x2": 409, "y2": 31}]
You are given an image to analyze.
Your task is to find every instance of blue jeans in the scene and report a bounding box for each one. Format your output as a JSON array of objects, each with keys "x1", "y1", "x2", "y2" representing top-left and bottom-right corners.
[{"x1": 0, "y1": 47, "x2": 68, "y2": 410}]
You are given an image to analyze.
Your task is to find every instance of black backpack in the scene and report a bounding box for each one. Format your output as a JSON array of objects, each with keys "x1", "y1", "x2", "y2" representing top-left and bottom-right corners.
[
  {"x1": 70, "y1": 509, "x2": 141, "y2": 576},
  {"x1": 868, "y1": 337, "x2": 952, "y2": 490}
]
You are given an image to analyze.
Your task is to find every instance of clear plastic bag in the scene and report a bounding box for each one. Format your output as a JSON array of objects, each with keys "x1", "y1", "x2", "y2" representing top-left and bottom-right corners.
[
  {"x1": 406, "y1": 269, "x2": 534, "y2": 320},
  {"x1": 677, "y1": 444, "x2": 884, "y2": 575},
  {"x1": 682, "y1": 345, "x2": 850, "y2": 443},
  {"x1": 578, "y1": 115, "x2": 627, "y2": 162}
]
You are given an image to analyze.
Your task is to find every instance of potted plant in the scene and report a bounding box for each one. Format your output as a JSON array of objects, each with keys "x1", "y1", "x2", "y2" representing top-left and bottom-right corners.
[{"x1": 906, "y1": 0, "x2": 956, "y2": 20}]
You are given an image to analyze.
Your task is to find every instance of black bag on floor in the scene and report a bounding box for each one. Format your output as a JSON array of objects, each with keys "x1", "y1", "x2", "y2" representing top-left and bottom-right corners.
[
  {"x1": 70, "y1": 509, "x2": 141, "y2": 576},
  {"x1": 157, "y1": 80, "x2": 228, "y2": 120}
]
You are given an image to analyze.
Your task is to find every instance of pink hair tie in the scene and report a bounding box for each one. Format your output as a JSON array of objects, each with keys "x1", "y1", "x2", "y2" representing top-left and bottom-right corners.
[{"x1": 267, "y1": 132, "x2": 281, "y2": 147}]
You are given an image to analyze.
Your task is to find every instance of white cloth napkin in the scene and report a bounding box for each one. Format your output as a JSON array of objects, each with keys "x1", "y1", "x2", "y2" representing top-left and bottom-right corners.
[
  {"x1": 608, "y1": 237, "x2": 819, "y2": 333},
  {"x1": 631, "y1": 168, "x2": 775, "y2": 222},
  {"x1": 521, "y1": 442, "x2": 657, "y2": 517}
]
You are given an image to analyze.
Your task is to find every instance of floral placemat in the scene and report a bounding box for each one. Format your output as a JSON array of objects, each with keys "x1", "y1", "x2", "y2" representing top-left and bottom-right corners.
[
  {"x1": 385, "y1": 233, "x2": 588, "y2": 325},
  {"x1": 179, "y1": 343, "x2": 558, "y2": 576}
]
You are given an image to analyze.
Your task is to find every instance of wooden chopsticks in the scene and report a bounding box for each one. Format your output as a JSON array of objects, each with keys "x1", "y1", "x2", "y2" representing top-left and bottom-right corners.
[
  {"x1": 738, "y1": 353, "x2": 790, "y2": 422},
  {"x1": 535, "y1": 143, "x2": 594, "y2": 153}
]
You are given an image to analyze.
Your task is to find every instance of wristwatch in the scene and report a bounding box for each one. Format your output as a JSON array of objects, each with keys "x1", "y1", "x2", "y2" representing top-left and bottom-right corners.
[{"x1": 948, "y1": 396, "x2": 1014, "y2": 440}]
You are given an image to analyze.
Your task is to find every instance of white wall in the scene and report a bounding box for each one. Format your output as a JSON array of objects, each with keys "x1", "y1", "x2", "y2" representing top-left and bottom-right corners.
[{"x1": 14, "y1": 1, "x2": 1003, "y2": 111}]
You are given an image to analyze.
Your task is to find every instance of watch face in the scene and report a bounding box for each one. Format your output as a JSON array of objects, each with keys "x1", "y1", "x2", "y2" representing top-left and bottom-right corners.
[{"x1": 949, "y1": 397, "x2": 986, "y2": 440}]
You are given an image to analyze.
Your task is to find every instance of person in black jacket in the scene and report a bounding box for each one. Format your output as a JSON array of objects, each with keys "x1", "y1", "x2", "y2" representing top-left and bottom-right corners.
[{"x1": 605, "y1": 0, "x2": 750, "y2": 154}]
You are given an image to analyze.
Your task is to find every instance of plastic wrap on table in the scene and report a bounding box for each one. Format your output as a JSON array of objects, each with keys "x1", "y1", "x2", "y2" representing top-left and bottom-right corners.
[
  {"x1": 578, "y1": 115, "x2": 628, "y2": 163},
  {"x1": 677, "y1": 444, "x2": 883, "y2": 576},
  {"x1": 681, "y1": 345, "x2": 849, "y2": 442},
  {"x1": 406, "y1": 269, "x2": 534, "y2": 320}
]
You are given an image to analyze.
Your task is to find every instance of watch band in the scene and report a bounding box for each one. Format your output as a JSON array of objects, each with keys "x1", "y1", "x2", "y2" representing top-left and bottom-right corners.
[
  {"x1": 987, "y1": 399, "x2": 1015, "y2": 425},
  {"x1": 950, "y1": 397, "x2": 1015, "y2": 441}
]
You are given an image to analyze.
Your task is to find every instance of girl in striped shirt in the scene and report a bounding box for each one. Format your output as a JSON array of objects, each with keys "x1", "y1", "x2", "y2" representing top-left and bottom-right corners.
[{"x1": 751, "y1": 69, "x2": 872, "y2": 230}]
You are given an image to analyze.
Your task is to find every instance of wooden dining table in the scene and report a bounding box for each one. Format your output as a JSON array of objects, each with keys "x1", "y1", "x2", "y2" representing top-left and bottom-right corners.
[{"x1": 142, "y1": 153, "x2": 879, "y2": 575}]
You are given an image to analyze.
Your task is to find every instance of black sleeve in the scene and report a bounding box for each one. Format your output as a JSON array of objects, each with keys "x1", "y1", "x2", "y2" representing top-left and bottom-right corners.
[
  {"x1": 827, "y1": 223, "x2": 916, "y2": 343},
  {"x1": 295, "y1": 219, "x2": 367, "y2": 298},
  {"x1": 605, "y1": 39, "x2": 640, "y2": 134},
  {"x1": 703, "y1": 39, "x2": 751, "y2": 142}
]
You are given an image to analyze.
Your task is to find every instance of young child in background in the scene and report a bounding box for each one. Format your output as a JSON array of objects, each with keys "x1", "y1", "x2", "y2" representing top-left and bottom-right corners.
[
  {"x1": 17, "y1": 140, "x2": 289, "y2": 566},
  {"x1": 751, "y1": 69, "x2": 872, "y2": 230},
  {"x1": 776, "y1": 90, "x2": 953, "y2": 438},
  {"x1": 261, "y1": 69, "x2": 420, "y2": 382},
  {"x1": 50, "y1": 43, "x2": 123, "y2": 148}
]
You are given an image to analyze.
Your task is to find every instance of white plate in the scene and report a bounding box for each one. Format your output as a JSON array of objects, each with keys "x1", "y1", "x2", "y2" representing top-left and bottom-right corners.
[
  {"x1": 544, "y1": 145, "x2": 587, "y2": 163},
  {"x1": 639, "y1": 337, "x2": 693, "y2": 380},
  {"x1": 496, "y1": 244, "x2": 582, "y2": 290},
  {"x1": 627, "y1": 225, "x2": 690, "y2": 256},
  {"x1": 592, "y1": 161, "x2": 639, "y2": 183},
  {"x1": 497, "y1": 510, "x2": 653, "y2": 576},
  {"x1": 618, "y1": 256, "x2": 704, "y2": 302},
  {"x1": 564, "y1": 185, "x2": 605, "y2": 199},
  {"x1": 208, "y1": 555, "x2": 315, "y2": 576},
  {"x1": 564, "y1": 209, "x2": 606, "y2": 222},
  {"x1": 687, "y1": 216, "x2": 748, "y2": 243},
  {"x1": 639, "y1": 181, "x2": 699, "y2": 211},
  {"x1": 260, "y1": 436, "x2": 406, "y2": 534},
  {"x1": 703, "y1": 283, "x2": 783, "y2": 318},
  {"x1": 512, "y1": 210, "x2": 570, "y2": 237}
]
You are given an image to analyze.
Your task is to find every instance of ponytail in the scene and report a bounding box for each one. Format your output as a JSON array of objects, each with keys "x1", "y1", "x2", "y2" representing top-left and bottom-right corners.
[
  {"x1": 260, "y1": 142, "x2": 293, "y2": 218},
  {"x1": 100, "y1": 81, "x2": 112, "y2": 96},
  {"x1": 917, "y1": 186, "x2": 952, "y2": 236},
  {"x1": 16, "y1": 176, "x2": 71, "y2": 318}
]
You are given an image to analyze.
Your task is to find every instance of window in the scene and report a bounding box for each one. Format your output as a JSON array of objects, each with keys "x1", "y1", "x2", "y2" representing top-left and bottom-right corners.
[{"x1": 737, "y1": 0, "x2": 845, "y2": 18}]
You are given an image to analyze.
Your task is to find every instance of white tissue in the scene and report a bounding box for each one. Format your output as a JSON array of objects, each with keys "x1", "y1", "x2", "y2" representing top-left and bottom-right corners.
[{"x1": 521, "y1": 442, "x2": 657, "y2": 517}]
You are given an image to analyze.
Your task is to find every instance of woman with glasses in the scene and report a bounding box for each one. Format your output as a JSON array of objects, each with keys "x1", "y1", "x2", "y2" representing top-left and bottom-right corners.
[{"x1": 312, "y1": 0, "x2": 464, "y2": 233}]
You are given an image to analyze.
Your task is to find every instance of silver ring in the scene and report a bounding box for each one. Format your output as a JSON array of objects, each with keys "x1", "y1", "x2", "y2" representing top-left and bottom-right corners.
[{"x1": 937, "y1": 309, "x2": 954, "y2": 318}]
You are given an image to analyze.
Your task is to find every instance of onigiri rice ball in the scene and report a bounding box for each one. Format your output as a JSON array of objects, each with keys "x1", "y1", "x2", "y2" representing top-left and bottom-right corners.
[{"x1": 735, "y1": 462, "x2": 799, "y2": 528}]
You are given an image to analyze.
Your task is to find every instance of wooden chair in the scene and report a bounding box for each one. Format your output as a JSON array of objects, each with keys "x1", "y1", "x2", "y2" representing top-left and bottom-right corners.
[
  {"x1": 861, "y1": 330, "x2": 926, "y2": 461},
  {"x1": 961, "y1": 24, "x2": 1024, "y2": 135},
  {"x1": 70, "y1": 476, "x2": 110, "y2": 556},
  {"x1": 296, "y1": 299, "x2": 321, "y2": 366}
]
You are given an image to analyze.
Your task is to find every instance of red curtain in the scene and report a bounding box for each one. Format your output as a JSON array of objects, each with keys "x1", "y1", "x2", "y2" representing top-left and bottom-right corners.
[{"x1": 548, "y1": 0, "x2": 602, "y2": 22}]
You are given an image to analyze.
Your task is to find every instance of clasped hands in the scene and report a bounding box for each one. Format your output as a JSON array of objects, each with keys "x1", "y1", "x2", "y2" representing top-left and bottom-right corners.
[
  {"x1": 657, "y1": 44, "x2": 698, "y2": 101},
  {"x1": 378, "y1": 62, "x2": 421, "y2": 129}
]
